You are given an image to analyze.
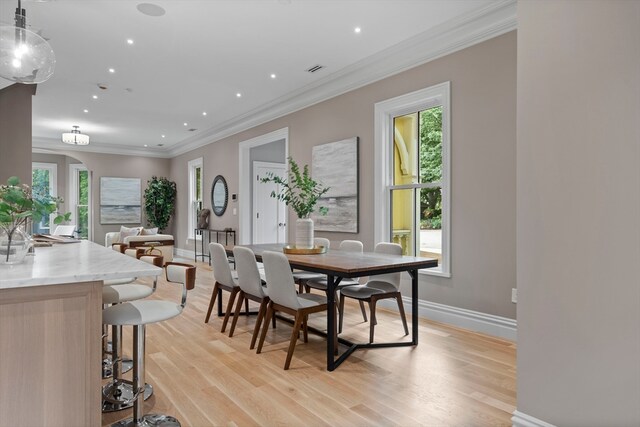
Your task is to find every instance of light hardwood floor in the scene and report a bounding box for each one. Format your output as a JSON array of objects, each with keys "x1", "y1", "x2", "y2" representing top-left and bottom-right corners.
[{"x1": 103, "y1": 262, "x2": 516, "y2": 427}]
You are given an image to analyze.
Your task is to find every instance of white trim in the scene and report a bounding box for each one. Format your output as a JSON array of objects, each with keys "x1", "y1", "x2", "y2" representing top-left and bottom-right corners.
[
  {"x1": 512, "y1": 411, "x2": 556, "y2": 427},
  {"x1": 377, "y1": 297, "x2": 517, "y2": 341},
  {"x1": 238, "y1": 128, "x2": 289, "y2": 244},
  {"x1": 31, "y1": 162, "x2": 58, "y2": 233},
  {"x1": 187, "y1": 157, "x2": 203, "y2": 240},
  {"x1": 32, "y1": 137, "x2": 170, "y2": 159},
  {"x1": 68, "y1": 163, "x2": 91, "y2": 240},
  {"x1": 175, "y1": 247, "x2": 196, "y2": 261},
  {"x1": 166, "y1": 0, "x2": 516, "y2": 158},
  {"x1": 374, "y1": 82, "x2": 451, "y2": 277}
]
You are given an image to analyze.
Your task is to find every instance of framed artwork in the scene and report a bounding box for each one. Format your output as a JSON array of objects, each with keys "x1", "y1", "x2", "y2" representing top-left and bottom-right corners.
[
  {"x1": 100, "y1": 177, "x2": 141, "y2": 224},
  {"x1": 311, "y1": 137, "x2": 358, "y2": 233}
]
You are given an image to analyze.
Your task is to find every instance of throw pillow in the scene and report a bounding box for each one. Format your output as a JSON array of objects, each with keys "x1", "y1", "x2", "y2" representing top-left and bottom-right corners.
[
  {"x1": 119, "y1": 225, "x2": 142, "y2": 241},
  {"x1": 141, "y1": 227, "x2": 158, "y2": 235}
]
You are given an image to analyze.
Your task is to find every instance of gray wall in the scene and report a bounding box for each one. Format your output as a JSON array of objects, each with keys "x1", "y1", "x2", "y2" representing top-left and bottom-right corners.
[
  {"x1": 170, "y1": 31, "x2": 517, "y2": 320},
  {"x1": 517, "y1": 1, "x2": 640, "y2": 425},
  {"x1": 0, "y1": 84, "x2": 35, "y2": 185}
]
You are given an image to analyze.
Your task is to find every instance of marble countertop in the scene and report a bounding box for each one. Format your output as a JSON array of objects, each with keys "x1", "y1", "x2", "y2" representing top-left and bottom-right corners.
[{"x1": 0, "y1": 240, "x2": 162, "y2": 290}]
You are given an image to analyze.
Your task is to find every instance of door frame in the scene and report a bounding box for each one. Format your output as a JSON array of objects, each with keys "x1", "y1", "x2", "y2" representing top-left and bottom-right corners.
[
  {"x1": 31, "y1": 162, "x2": 58, "y2": 233},
  {"x1": 238, "y1": 127, "x2": 289, "y2": 244},
  {"x1": 68, "y1": 163, "x2": 92, "y2": 241},
  {"x1": 252, "y1": 161, "x2": 287, "y2": 244}
]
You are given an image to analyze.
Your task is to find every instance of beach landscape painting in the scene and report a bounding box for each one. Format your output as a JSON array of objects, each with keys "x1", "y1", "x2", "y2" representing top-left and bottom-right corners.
[
  {"x1": 100, "y1": 177, "x2": 141, "y2": 224},
  {"x1": 311, "y1": 137, "x2": 358, "y2": 233}
]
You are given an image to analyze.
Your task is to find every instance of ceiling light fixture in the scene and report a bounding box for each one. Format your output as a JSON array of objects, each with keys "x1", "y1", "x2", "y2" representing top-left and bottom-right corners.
[
  {"x1": 144, "y1": 144, "x2": 148, "y2": 147},
  {"x1": 270, "y1": 73, "x2": 276, "y2": 79},
  {"x1": 0, "y1": 0, "x2": 56, "y2": 84},
  {"x1": 236, "y1": 92, "x2": 242, "y2": 98},
  {"x1": 92, "y1": 95, "x2": 98, "y2": 99},
  {"x1": 83, "y1": 109, "x2": 88, "y2": 113},
  {"x1": 161, "y1": 134, "x2": 165, "y2": 138},
  {"x1": 183, "y1": 122, "x2": 187, "y2": 126},
  {"x1": 108, "y1": 68, "x2": 115, "y2": 73},
  {"x1": 61, "y1": 126, "x2": 90, "y2": 146},
  {"x1": 354, "y1": 27, "x2": 362, "y2": 34},
  {"x1": 127, "y1": 39, "x2": 134, "y2": 45},
  {"x1": 202, "y1": 111, "x2": 207, "y2": 116}
]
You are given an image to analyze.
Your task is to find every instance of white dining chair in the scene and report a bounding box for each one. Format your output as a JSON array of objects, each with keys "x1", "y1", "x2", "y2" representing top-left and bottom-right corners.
[
  {"x1": 292, "y1": 237, "x2": 330, "y2": 292},
  {"x1": 257, "y1": 250, "x2": 336, "y2": 370},
  {"x1": 228, "y1": 246, "x2": 272, "y2": 348},
  {"x1": 339, "y1": 242, "x2": 409, "y2": 343},
  {"x1": 205, "y1": 242, "x2": 240, "y2": 332}
]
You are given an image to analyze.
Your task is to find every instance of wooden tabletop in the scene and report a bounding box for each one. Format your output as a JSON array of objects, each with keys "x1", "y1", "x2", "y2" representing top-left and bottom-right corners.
[{"x1": 227, "y1": 243, "x2": 438, "y2": 278}]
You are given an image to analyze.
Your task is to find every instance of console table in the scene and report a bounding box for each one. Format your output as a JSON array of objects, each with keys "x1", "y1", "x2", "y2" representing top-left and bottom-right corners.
[{"x1": 193, "y1": 228, "x2": 236, "y2": 262}]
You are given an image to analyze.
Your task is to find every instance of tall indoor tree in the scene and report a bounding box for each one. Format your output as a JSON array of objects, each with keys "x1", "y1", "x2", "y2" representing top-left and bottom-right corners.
[{"x1": 144, "y1": 176, "x2": 176, "y2": 233}]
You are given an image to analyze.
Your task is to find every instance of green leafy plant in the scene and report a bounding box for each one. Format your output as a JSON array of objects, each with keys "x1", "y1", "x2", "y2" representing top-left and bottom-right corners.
[
  {"x1": 0, "y1": 176, "x2": 70, "y2": 262},
  {"x1": 261, "y1": 157, "x2": 330, "y2": 219},
  {"x1": 144, "y1": 176, "x2": 176, "y2": 232}
]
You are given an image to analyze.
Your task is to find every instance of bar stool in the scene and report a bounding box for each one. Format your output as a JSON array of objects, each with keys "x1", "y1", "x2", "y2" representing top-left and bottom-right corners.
[
  {"x1": 102, "y1": 251, "x2": 164, "y2": 413},
  {"x1": 103, "y1": 262, "x2": 196, "y2": 427}
]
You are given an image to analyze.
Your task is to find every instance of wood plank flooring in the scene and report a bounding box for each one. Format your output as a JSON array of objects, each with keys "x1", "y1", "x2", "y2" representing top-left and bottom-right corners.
[{"x1": 103, "y1": 261, "x2": 516, "y2": 427}]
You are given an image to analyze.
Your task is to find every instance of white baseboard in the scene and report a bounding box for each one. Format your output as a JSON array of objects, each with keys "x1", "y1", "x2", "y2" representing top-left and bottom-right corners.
[
  {"x1": 377, "y1": 297, "x2": 517, "y2": 341},
  {"x1": 512, "y1": 411, "x2": 556, "y2": 427},
  {"x1": 175, "y1": 247, "x2": 196, "y2": 260}
]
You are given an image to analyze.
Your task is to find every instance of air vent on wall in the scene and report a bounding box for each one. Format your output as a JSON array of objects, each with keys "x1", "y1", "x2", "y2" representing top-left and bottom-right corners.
[
  {"x1": 306, "y1": 64, "x2": 325, "y2": 73},
  {"x1": 188, "y1": 128, "x2": 197, "y2": 132}
]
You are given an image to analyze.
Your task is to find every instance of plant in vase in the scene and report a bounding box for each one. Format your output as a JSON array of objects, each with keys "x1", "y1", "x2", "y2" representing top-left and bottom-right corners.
[
  {"x1": 261, "y1": 157, "x2": 329, "y2": 248},
  {"x1": 144, "y1": 176, "x2": 177, "y2": 233},
  {"x1": 0, "y1": 176, "x2": 71, "y2": 264}
]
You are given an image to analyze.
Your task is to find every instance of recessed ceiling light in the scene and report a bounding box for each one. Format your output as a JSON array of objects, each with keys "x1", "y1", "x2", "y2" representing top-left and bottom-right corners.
[
  {"x1": 236, "y1": 92, "x2": 242, "y2": 98},
  {"x1": 354, "y1": 27, "x2": 361, "y2": 34},
  {"x1": 83, "y1": 109, "x2": 89, "y2": 113},
  {"x1": 127, "y1": 39, "x2": 134, "y2": 45},
  {"x1": 92, "y1": 95, "x2": 98, "y2": 99},
  {"x1": 161, "y1": 134, "x2": 165, "y2": 138},
  {"x1": 183, "y1": 122, "x2": 188, "y2": 126},
  {"x1": 202, "y1": 111, "x2": 207, "y2": 116},
  {"x1": 108, "y1": 68, "x2": 115, "y2": 73},
  {"x1": 270, "y1": 73, "x2": 276, "y2": 79},
  {"x1": 144, "y1": 144, "x2": 148, "y2": 147}
]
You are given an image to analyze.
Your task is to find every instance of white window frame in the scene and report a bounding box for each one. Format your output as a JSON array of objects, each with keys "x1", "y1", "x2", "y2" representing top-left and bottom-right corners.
[
  {"x1": 69, "y1": 163, "x2": 91, "y2": 240},
  {"x1": 187, "y1": 157, "x2": 203, "y2": 240},
  {"x1": 374, "y1": 81, "x2": 451, "y2": 277},
  {"x1": 31, "y1": 162, "x2": 58, "y2": 234}
]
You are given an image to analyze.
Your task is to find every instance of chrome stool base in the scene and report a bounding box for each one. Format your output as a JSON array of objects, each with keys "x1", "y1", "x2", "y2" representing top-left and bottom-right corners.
[
  {"x1": 112, "y1": 414, "x2": 181, "y2": 427},
  {"x1": 102, "y1": 382, "x2": 153, "y2": 413},
  {"x1": 103, "y1": 357, "x2": 133, "y2": 379}
]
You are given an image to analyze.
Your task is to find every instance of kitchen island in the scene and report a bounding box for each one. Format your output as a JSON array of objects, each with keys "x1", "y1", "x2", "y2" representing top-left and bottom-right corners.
[{"x1": 0, "y1": 241, "x2": 162, "y2": 427}]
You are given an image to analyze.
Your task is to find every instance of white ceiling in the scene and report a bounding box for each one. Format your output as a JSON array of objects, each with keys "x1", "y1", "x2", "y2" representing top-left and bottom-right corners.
[{"x1": 0, "y1": 0, "x2": 516, "y2": 157}]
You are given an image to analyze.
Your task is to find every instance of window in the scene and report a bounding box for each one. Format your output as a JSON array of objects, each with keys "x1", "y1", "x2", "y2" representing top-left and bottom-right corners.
[
  {"x1": 69, "y1": 164, "x2": 90, "y2": 240},
  {"x1": 188, "y1": 157, "x2": 203, "y2": 239},
  {"x1": 31, "y1": 162, "x2": 57, "y2": 235},
  {"x1": 374, "y1": 82, "x2": 450, "y2": 277}
]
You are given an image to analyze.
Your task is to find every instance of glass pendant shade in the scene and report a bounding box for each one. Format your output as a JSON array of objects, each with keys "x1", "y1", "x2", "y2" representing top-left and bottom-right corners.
[
  {"x1": 0, "y1": 25, "x2": 56, "y2": 84},
  {"x1": 62, "y1": 126, "x2": 90, "y2": 145}
]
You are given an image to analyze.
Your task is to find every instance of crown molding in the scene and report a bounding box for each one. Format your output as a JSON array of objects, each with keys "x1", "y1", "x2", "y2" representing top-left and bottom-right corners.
[
  {"x1": 167, "y1": 0, "x2": 516, "y2": 158},
  {"x1": 32, "y1": 136, "x2": 171, "y2": 159}
]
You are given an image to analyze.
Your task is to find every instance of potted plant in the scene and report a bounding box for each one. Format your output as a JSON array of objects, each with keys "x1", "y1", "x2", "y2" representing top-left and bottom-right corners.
[
  {"x1": 0, "y1": 176, "x2": 70, "y2": 264},
  {"x1": 144, "y1": 176, "x2": 177, "y2": 233},
  {"x1": 261, "y1": 157, "x2": 329, "y2": 248}
]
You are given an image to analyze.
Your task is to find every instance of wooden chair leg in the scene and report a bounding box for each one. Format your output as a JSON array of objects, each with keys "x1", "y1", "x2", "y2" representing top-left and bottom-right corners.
[
  {"x1": 284, "y1": 312, "x2": 303, "y2": 370},
  {"x1": 272, "y1": 309, "x2": 277, "y2": 329},
  {"x1": 228, "y1": 291, "x2": 245, "y2": 338},
  {"x1": 369, "y1": 297, "x2": 378, "y2": 344},
  {"x1": 338, "y1": 294, "x2": 346, "y2": 334},
  {"x1": 250, "y1": 299, "x2": 267, "y2": 350},
  {"x1": 395, "y1": 293, "x2": 409, "y2": 336},
  {"x1": 302, "y1": 314, "x2": 308, "y2": 343},
  {"x1": 204, "y1": 283, "x2": 220, "y2": 323},
  {"x1": 256, "y1": 302, "x2": 274, "y2": 354},
  {"x1": 221, "y1": 288, "x2": 239, "y2": 333},
  {"x1": 359, "y1": 301, "x2": 368, "y2": 322}
]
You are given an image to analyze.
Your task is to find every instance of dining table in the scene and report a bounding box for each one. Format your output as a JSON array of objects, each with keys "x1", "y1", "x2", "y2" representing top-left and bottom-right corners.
[{"x1": 226, "y1": 243, "x2": 438, "y2": 371}]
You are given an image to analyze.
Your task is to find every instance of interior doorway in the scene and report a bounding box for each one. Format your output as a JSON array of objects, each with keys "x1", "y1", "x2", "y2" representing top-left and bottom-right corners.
[
  {"x1": 253, "y1": 162, "x2": 287, "y2": 244},
  {"x1": 238, "y1": 128, "x2": 288, "y2": 244}
]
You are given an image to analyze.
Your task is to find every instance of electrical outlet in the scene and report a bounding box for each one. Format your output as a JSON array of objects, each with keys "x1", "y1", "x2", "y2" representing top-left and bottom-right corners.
[
  {"x1": 511, "y1": 288, "x2": 517, "y2": 304},
  {"x1": 232, "y1": 208, "x2": 237, "y2": 215}
]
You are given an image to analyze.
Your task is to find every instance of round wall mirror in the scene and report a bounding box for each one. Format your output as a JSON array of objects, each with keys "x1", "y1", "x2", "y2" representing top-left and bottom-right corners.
[{"x1": 211, "y1": 175, "x2": 228, "y2": 216}]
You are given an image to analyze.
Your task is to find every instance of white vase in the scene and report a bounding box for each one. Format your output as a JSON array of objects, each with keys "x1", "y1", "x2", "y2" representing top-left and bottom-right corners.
[
  {"x1": 0, "y1": 227, "x2": 32, "y2": 265},
  {"x1": 295, "y1": 218, "x2": 314, "y2": 249}
]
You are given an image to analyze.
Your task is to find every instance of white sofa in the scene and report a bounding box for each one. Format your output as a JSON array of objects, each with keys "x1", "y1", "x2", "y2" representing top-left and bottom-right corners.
[{"x1": 105, "y1": 232, "x2": 174, "y2": 262}]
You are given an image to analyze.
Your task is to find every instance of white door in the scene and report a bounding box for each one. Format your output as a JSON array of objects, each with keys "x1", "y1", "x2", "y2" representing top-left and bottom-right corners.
[{"x1": 253, "y1": 162, "x2": 287, "y2": 244}]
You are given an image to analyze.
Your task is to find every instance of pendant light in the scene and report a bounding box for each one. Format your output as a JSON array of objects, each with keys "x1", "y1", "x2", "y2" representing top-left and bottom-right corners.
[
  {"x1": 0, "y1": 0, "x2": 56, "y2": 84},
  {"x1": 62, "y1": 126, "x2": 90, "y2": 146}
]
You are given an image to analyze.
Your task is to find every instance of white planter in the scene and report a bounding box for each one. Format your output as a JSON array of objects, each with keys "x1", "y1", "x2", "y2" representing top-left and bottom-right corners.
[{"x1": 295, "y1": 218, "x2": 314, "y2": 249}]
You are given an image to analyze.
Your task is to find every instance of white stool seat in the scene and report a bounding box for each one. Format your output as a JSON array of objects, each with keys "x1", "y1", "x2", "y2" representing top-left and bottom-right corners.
[
  {"x1": 103, "y1": 284, "x2": 153, "y2": 305},
  {"x1": 103, "y1": 278, "x2": 136, "y2": 286},
  {"x1": 103, "y1": 300, "x2": 182, "y2": 326}
]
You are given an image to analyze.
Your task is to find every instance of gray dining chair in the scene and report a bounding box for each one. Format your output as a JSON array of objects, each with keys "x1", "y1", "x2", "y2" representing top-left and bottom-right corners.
[
  {"x1": 205, "y1": 242, "x2": 239, "y2": 332},
  {"x1": 292, "y1": 237, "x2": 330, "y2": 292},
  {"x1": 339, "y1": 242, "x2": 409, "y2": 343}
]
